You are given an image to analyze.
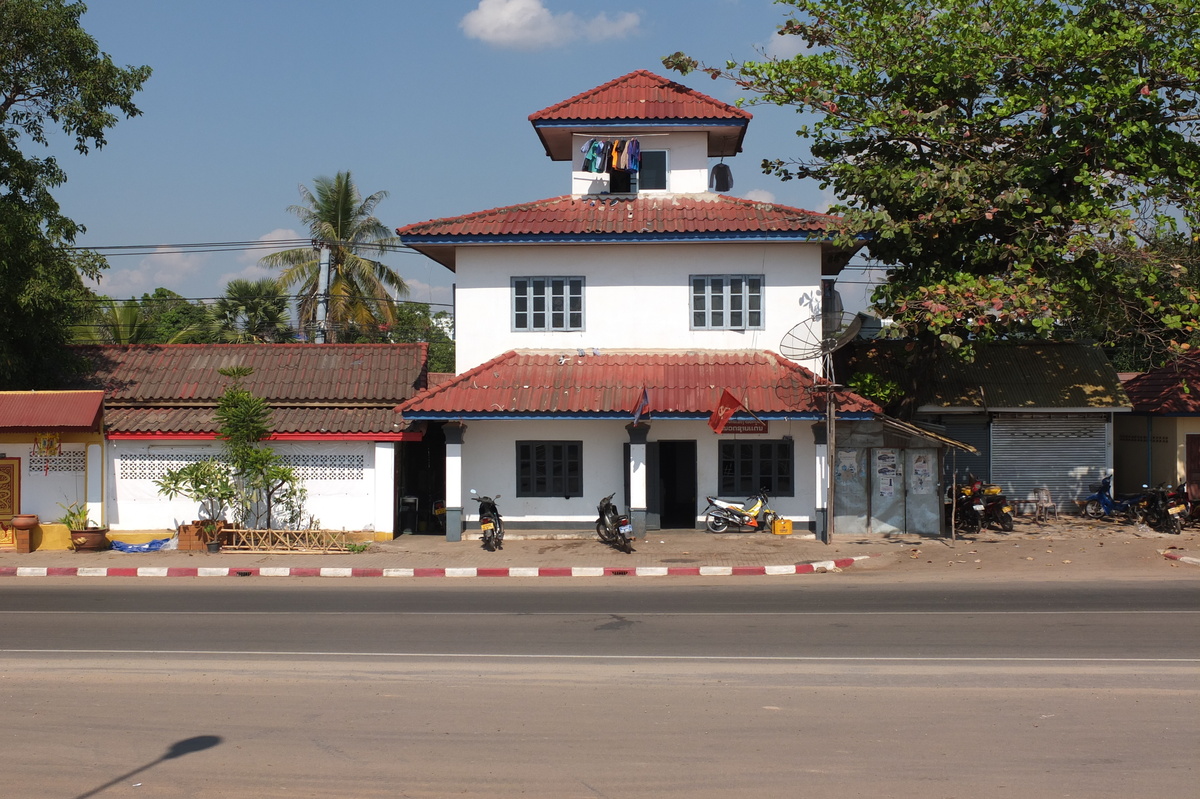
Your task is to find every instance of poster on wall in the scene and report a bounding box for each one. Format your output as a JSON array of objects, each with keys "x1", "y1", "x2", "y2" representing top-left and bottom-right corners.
[
  {"x1": 875, "y1": 449, "x2": 899, "y2": 498},
  {"x1": 835, "y1": 449, "x2": 858, "y2": 482},
  {"x1": 910, "y1": 452, "x2": 934, "y2": 494}
]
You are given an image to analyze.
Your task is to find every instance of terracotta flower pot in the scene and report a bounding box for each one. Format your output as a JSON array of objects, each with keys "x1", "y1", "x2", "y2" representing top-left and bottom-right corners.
[
  {"x1": 70, "y1": 528, "x2": 110, "y2": 552},
  {"x1": 11, "y1": 514, "x2": 39, "y2": 530}
]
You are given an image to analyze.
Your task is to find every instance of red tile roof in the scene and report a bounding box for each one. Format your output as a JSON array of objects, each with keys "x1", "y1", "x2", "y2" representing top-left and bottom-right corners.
[
  {"x1": 0, "y1": 391, "x2": 104, "y2": 432},
  {"x1": 68, "y1": 344, "x2": 427, "y2": 438},
  {"x1": 397, "y1": 194, "x2": 842, "y2": 270},
  {"x1": 529, "y1": 70, "x2": 752, "y2": 123},
  {"x1": 528, "y1": 70, "x2": 751, "y2": 159},
  {"x1": 1122, "y1": 355, "x2": 1200, "y2": 414},
  {"x1": 396, "y1": 350, "x2": 880, "y2": 419}
]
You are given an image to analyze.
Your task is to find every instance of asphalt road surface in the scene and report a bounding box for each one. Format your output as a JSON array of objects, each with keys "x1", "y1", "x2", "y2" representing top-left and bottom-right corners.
[{"x1": 2, "y1": 580, "x2": 1196, "y2": 798}]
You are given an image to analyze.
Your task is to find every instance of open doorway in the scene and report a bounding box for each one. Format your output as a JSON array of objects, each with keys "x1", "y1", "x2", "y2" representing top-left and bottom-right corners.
[
  {"x1": 656, "y1": 440, "x2": 697, "y2": 529},
  {"x1": 397, "y1": 423, "x2": 446, "y2": 535}
]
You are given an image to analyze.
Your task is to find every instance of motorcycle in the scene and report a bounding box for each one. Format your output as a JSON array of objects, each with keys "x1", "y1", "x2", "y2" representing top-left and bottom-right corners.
[
  {"x1": 470, "y1": 489, "x2": 504, "y2": 551},
  {"x1": 961, "y1": 475, "x2": 1014, "y2": 532},
  {"x1": 703, "y1": 489, "x2": 777, "y2": 533},
  {"x1": 1082, "y1": 476, "x2": 1147, "y2": 523},
  {"x1": 1142, "y1": 482, "x2": 1185, "y2": 534},
  {"x1": 946, "y1": 478, "x2": 986, "y2": 535},
  {"x1": 596, "y1": 492, "x2": 634, "y2": 553},
  {"x1": 1166, "y1": 482, "x2": 1199, "y2": 528}
]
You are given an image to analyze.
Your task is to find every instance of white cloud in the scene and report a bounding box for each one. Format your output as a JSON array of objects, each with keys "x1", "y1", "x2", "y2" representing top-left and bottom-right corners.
[
  {"x1": 460, "y1": 0, "x2": 640, "y2": 50},
  {"x1": 238, "y1": 228, "x2": 302, "y2": 266},
  {"x1": 742, "y1": 188, "x2": 776, "y2": 204},
  {"x1": 87, "y1": 248, "x2": 212, "y2": 299}
]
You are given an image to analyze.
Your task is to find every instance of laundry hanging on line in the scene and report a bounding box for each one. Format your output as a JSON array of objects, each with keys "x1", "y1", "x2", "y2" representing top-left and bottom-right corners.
[{"x1": 580, "y1": 137, "x2": 641, "y2": 174}]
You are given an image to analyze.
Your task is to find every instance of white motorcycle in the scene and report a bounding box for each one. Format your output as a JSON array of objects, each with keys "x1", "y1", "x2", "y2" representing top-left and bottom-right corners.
[{"x1": 703, "y1": 489, "x2": 777, "y2": 533}]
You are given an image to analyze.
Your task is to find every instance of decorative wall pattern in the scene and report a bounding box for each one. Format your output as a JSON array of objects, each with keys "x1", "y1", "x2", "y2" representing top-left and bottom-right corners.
[
  {"x1": 26, "y1": 449, "x2": 87, "y2": 474},
  {"x1": 118, "y1": 451, "x2": 365, "y2": 482}
]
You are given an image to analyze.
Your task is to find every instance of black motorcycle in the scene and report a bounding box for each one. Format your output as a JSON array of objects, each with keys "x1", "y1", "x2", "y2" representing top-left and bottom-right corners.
[
  {"x1": 946, "y1": 477, "x2": 986, "y2": 535},
  {"x1": 470, "y1": 489, "x2": 504, "y2": 551},
  {"x1": 1142, "y1": 483, "x2": 1184, "y2": 534},
  {"x1": 596, "y1": 492, "x2": 634, "y2": 553}
]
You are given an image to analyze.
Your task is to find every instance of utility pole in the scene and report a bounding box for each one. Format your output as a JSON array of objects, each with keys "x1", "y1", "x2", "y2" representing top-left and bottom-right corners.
[
  {"x1": 826, "y1": 374, "x2": 837, "y2": 545},
  {"x1": 314, "y1": 242, "x2": 331, "y2": 344}
]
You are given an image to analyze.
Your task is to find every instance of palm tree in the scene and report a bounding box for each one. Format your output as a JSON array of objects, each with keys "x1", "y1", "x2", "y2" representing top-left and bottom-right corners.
[
  {"x1": 76, "y1": 298, "x2": 156, "y2": 344},
  {"x1": 258, "y1": 172, "x2": 408, "y2": 342},
  {"x1": 209, "y1": 278, "x2": 296, "y2": 343}
]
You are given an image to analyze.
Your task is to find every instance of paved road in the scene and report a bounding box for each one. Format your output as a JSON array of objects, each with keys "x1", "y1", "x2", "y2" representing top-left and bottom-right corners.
[{"x1": 3, "y1": 581, "x2": 1197, "y2": 798}]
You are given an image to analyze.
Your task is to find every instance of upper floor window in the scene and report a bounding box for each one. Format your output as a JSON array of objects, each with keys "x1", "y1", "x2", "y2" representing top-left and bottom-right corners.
[
  {"x1": 691, "y1": 275, "x2": 764, "y2": 330},
  {"x1": 512, "y1": 277, "x2": 584, "y2": 332},
  {"x1": 609, "y1": 150, "x2": 667, "y2": 193}
]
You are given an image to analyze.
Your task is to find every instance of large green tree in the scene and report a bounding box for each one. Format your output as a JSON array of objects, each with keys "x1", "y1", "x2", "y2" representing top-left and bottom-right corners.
[
  {"x1": 665, "y1": 0, "x2": 1200, "y2": 369},
  {"x1": 0, "y1": 0, "x2": 150, "y2": 386},
  {"x1": 258, "y1": 171, "x2": 408, "y2": 343}
]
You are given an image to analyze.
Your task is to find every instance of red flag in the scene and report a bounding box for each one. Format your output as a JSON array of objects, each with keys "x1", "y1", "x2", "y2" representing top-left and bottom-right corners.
[
  {"x1": 708, "y1": 389, "x2": 743, "y2": 434},
  {"x1": 632, "y1": 387, "x2": 650, "y2": 422}
]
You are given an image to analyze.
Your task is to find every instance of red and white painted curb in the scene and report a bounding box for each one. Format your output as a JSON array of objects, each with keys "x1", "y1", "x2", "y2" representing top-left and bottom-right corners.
[
  {"x1": 0, "y1": 556, "x2": 873, "y2": 579},
  {"x1": 1161, "y1": 550, "x2": 1200, "y2": 567}
]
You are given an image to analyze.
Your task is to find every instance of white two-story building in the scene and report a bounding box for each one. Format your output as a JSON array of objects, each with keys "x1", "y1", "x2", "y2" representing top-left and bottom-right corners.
[{"x1": 397, "y1": 70, "x2": 951, "y2": 539}]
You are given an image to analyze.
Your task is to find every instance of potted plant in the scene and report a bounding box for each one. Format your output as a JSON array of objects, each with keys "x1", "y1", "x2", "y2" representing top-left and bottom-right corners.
[
  {"x1": 56, "y1": 502, "x2": 110, "y2": 551},
  {"x1": 8, "y1": 513, "x2": 38, "y2": 553},
  {"x1": 154, "y1": 459, "x2": 236, "y2": 551}
]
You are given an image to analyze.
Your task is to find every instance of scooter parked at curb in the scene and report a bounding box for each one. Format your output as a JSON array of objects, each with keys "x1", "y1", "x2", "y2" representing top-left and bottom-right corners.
[
  {"x1": 946, "y1": 479, "x2": 986, "y2": 536},
  {"x1": 960, "y1": 475, "x2": 1014, "y2": 532},
  {"x1": 596, "y1": 493, "x2": 634, "y2": 553},
  {"x1": 1081, "y1": 476, "x2": 1147, "y2": 523},
  {"x1": 470, "y1": 489, "x2": 504, "y2": 551},
  {"x1": 1142, "y1": 482, "x2": 1185, "y2": 534},
  {"x1": 703, "y1": 489, "x2": 777, "y2": 533}
]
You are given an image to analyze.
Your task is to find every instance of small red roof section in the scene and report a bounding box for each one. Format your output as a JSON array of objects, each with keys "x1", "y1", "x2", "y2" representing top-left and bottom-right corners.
[
  {"x1": 528, "y1": 70, "x2": 751, "y2": 160},
  {"x1": 397, "y1": 350, "x2": 880, "y2": 419},
  {"x1": 1122, "y1": 355, "x2": 1200, "y2": 414},
  {"x1": 397, "y1": 194, "x2": 842, "y2": 271},
  {"x1": 0, "y1": 391, "x2": 104, "y2": 432}
]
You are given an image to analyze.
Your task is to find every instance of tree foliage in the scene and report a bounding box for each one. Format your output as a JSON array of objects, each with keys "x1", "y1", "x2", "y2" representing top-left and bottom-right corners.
[
  {"x1": 208, "y1": 278, "x2": 296, "y2": 343},
  {"x1": 259, "y1": 171, "x2": 408, "y2": 343},
  {"x1": 665, "y1": 0, "x2": 1200, "y2": 367},
  {"x1": 0, "y1": 0, "x2": 150, "y2": 387}
]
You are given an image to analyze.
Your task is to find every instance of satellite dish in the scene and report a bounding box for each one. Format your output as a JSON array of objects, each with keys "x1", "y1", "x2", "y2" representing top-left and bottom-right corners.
[{"x1": 779, "y1": 311, "x2": 864, "y2": 371}]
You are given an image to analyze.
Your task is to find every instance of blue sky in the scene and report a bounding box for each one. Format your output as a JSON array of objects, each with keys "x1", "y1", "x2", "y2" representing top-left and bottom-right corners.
[{"x1": 51, "y1": 0, "x2": 847, "y2": 310}]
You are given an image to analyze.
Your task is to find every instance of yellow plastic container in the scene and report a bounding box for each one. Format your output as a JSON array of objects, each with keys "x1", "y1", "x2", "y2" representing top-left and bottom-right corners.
[{"x1": 772, "y1": 518, "x2": 793, "y2": 535}]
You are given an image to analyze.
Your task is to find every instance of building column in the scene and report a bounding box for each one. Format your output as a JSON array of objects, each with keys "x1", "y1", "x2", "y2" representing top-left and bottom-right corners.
[
  {"x1": 812, "y1": 423, "x2": 829, "y2": 542},
  {"x1": 443, "y1": 422, "x2": 466, "y2": 542},
  {"x1": 86, "y1": 442, "x2": 104, "y2": 528},
  {"x1": 626, "y1": 422, "x2": 650, "y2": 538},
  {"x1": 374, "y1": 441, "x2": 395, "y2": 540}
]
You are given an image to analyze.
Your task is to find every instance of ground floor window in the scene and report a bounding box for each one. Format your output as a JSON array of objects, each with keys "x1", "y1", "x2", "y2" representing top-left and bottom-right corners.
[
  {"x1": 516, "y1": 441, "x2": 583, "y2": 498},
  {"x1": 719, "y1": 440, "x2": 794, "y2": 497}
]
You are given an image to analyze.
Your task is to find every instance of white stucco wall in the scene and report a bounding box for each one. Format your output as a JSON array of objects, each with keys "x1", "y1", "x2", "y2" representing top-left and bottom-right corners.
[
  {"x1": 104, "y1": 440, "x2": 389, "y2": 532},
  {"x1": 454, "y1": 241, "x2": 826, "y2": 374},
  {"x1": 2, "y1": 441, "x2": 91, "y2": 523},
  {"x1": 571, "y1": 131, "x2": 709, "y2": 195},
  {"x1": 454, "y1": 418, "x2": 819, "y2": 528}
]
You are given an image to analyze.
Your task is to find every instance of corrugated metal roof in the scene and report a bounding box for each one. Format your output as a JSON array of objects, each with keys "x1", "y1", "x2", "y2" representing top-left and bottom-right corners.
[
  {"x1": 0, "y1": 391, "x2": 104, "y2": 431},
  {"x1": 849, "y1": 341, "x2": 1131, "y2": 410},
  {"x1": 64, "y1": 344, "x2": 426, "y2": 437},
  {"x1": 72, "y1": 344, "x2": 427, "y2": 403},
  {"x1": 103, "y1": 407, "x2": 411, "y2": 437},
  {"x1": 1122, "y1": 354, "x2": 1200, "y2": 414},
  {"x1": 528, "y1": 70, "x2": 752, "y2": 123},
  {"x1": 397, "y1": 350, "x2": 880, "y2": 418},
  {"x1": 396, "y1": 194, "x2": 841, "y2": 270}
]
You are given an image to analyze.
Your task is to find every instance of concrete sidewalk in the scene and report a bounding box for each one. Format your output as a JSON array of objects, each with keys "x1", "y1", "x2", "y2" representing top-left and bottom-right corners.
[
  {"x1": 0, "y1": 529, "x2": 872, "y2": 578},
  {"x1": 1, "y1": 516, "x2": 1196, "y2": 579}
]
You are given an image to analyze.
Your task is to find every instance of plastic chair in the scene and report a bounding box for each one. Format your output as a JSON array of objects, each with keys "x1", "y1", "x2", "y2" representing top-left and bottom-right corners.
[{"x1": 1033, "y1": 488, "x2": 1058, "y2": 523}]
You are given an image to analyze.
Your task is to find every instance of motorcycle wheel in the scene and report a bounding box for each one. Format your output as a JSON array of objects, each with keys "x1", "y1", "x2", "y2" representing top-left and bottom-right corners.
[
  {"x1": 482, "y1": 530, "x2": 495, "y2": 552},
  {"x1": 999, "y1": 511, "x2": 1014, "y2": 532},
  {"x1": 596, "y1": 521, "x2": 613, "y2": 544},
  {"x1": 1157, "y1": 513, "x2": 1182, "y2": 535},
  {"x1": 706, "y1": 514, "x2": 729, "y2": 533},
  {"x1": 495, "y1": 523, "x2": 503, "y2": 550},
  {"x1": 1083, "y1": 500, "x2": 1104, "y2": 519},
  {"x1": 957, "y1": 510, "x2": 982, "y2": 536},
  {"x1": 620, "y1": 534, "x2": 634, "y2": 554}
]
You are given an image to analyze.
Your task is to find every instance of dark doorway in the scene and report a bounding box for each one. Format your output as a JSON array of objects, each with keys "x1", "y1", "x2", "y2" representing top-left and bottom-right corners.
[
  {"x1": 1187, "y1": 434, "x2": 1200, "y2": 501},
  {"x1": 656, "y1": 440, "x2": 697, "y2": 529},
  {"x1": 397, "y1": 422, "x2": 446, "y2": 536}
]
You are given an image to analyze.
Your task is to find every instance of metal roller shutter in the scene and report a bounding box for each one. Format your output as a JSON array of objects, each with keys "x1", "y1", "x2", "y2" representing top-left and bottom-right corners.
[
  {"x1": 941, "y1": 416, "x2": 991, "y2": 482},
  {"x1": 991, "y1": 416, "x2": 1109, "y2": 510}
]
